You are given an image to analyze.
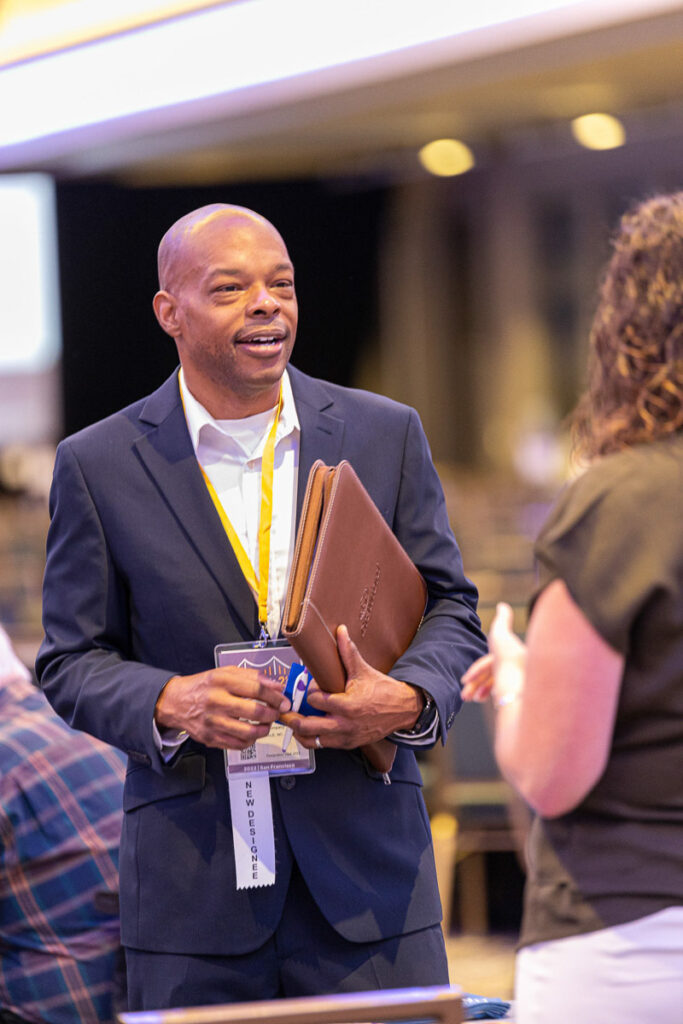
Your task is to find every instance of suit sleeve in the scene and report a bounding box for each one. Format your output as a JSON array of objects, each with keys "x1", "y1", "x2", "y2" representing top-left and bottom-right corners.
[
  {"x1": 388, "y1": 408, "x2": 487, "y2": 744},
  {"x1": 36, "y1": 440, "x2": 174, "y2": 772}
]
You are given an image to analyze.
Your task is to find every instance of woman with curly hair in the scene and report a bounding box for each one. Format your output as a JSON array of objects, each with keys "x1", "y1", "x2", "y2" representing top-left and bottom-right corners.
[{"x1": 462, "y1": 191, "x2": 683, "y2": 1024}]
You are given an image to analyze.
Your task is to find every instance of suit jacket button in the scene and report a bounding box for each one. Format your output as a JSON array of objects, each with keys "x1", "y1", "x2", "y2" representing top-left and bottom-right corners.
[{"x1": 280, "y1": 776, "x2": 296, "y2": 790}]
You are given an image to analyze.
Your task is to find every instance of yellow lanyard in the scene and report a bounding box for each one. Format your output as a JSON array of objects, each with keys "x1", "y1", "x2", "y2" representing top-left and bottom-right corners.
[{"x1": 180, "y1": 376, "x2": 283, "y2": 639}]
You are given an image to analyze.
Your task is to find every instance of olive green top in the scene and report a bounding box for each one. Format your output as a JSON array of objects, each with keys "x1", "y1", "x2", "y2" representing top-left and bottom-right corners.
[{"x1": 520, "y1": 431, "x2": 683, "y2": 947}]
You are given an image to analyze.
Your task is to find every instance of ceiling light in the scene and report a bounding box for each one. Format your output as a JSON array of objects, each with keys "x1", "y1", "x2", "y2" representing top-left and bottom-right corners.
[
  {"x1": 570, "y1": 112, "x2": 626, "y2": 150},
  {"x1": 418, "y1": 139, "x2": 475, "y2": 177}
]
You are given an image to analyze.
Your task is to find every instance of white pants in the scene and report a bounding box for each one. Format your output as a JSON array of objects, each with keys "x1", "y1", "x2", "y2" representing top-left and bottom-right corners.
[{"x1": 515, "y1": 906, "x2": 683, "y2": 1024}]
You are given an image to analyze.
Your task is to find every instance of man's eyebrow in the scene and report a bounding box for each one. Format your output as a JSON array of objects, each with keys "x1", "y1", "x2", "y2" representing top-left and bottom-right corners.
[
  {"x1": 207, "y1": 262, "x2": 294, "y2": 279},
  {"x1": 207, "y1": 267, "x2": 242, "y2": 279}
]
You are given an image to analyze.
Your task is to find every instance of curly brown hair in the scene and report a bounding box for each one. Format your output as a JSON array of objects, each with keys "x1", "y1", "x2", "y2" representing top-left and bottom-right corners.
[{"x1": 571, "y1": 191, "x2": 683, "y2": 460}]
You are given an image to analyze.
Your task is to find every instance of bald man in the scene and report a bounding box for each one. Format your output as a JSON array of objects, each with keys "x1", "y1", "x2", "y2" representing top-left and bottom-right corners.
[{"x1": 38, "y1": 204, "x2": 486, "y2": 1010}]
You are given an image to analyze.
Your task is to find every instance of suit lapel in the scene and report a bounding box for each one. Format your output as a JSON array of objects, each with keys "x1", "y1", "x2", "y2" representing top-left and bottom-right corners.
[
  {"x1": 129, "y1": 366, "x2": 345, "y2": 636},
  {"x1": 132, "y1": 373, "x2": 259, "y2": 638},
  {"x1": 288, "y1": 366, "x2": 346, "y2": 524}
]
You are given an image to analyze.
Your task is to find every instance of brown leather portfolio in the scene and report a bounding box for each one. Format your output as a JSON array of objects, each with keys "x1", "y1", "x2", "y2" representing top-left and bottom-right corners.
[{"x1": 282, "y1": 460, "x2": 428, "y2": 774}]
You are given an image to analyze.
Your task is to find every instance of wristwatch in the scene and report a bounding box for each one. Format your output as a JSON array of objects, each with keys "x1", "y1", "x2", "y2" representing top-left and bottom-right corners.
[{"x1": 407, "y1": 689, "x2": 436, "y2": 735}]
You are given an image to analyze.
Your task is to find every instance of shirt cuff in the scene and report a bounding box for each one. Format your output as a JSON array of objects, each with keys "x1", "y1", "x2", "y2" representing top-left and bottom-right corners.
[
  {"x1": 153, "y1": 720, "x2": 189, "y2": 762},
  {"x1": 391, "y1": 710, "x2": 440, "y2": 746}
]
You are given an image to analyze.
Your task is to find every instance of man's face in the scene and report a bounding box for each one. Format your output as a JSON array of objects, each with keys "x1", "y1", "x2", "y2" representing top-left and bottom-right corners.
[{"x1": 155, "y1": 212, "x2": 298, "y2": 417}]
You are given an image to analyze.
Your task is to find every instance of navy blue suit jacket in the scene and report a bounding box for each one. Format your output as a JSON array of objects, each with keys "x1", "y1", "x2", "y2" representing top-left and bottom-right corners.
[{"x1": 37, "y1": 365, "x2": 486, "y2": 956}]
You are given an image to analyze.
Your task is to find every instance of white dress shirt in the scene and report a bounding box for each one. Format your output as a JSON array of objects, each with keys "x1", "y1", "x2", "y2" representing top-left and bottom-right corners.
[{"x1": 180, "y1": 367, "x2": 300, "y2": 640}]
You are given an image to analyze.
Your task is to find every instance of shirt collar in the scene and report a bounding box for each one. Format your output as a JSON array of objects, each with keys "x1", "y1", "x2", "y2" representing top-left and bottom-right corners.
[{"x1": 179, "y1": 366, "x2": 300, "y2": 457}]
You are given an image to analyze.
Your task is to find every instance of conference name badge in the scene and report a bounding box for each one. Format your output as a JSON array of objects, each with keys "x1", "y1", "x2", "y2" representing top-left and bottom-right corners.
[{"x1": 214, "y1": 640, "x2": 316, "y2": 889}]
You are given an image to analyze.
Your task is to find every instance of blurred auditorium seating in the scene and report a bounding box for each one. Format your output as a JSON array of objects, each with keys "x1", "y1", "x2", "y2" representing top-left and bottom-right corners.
[{"x1": 425, "y1": 466, "x2": 557, "y2": 936}]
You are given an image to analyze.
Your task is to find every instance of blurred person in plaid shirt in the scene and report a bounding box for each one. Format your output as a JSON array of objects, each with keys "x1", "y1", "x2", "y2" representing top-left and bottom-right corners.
[{"x1": 0, "y1": 624, "x2": 127, "y2": 1024}]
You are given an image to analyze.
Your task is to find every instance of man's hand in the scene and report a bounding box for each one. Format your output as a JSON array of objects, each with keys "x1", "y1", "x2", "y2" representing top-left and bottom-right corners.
[
  {"x1": 155, "y1": 666, "x2": 291, "y2": 749},
  {"x1": 290, "y1": 624, "x2": 423, "y2": 750}
]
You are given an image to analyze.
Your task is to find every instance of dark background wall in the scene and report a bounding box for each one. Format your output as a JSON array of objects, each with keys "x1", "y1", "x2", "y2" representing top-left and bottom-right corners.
[{"x1": 56, "y1": 179, "x2": 387, "y2": 438}]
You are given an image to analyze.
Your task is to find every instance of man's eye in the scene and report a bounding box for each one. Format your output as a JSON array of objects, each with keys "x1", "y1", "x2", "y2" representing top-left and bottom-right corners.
[
  {"x1": 215, "y1": 284, "x2": 239, "y2": 293},
  {"x1": 274, "y1": 280, "x2": 294, "y2": 290}
]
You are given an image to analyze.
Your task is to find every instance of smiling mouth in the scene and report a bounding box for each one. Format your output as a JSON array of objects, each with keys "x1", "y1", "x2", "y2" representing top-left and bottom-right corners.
[
  {"x1": 236, "y1": 331, "x2": 286, "y2": 346},
  {"x1": 238, "y1": 337, "x2": 281, "y2": 346}
]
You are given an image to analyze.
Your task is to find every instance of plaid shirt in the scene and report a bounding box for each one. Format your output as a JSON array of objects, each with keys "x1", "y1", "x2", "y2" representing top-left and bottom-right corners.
[{"x1": 0, "y1": 641, "x2": 126, "y2": 1024}]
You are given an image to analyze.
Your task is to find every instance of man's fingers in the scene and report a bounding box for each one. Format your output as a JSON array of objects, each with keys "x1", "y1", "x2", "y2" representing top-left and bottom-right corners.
[
  {"x1": 208, "y1": 683, "x2": 289, "y2": 726},
  {"x1": 202, "y1": 717, "x2": 272, "y2": 750},
  {"x1": 210, "y1": 666, "x2": 289, "y2": 712},
  {"x1": 336, "y1": 623, "x2": 363, "y2": 678},
  {"x1": 301, "y1": 679, "x2": 333, "y2": 713},
  {"x1": 160, "y1": 667, "x2": 287, "y2": 744}
]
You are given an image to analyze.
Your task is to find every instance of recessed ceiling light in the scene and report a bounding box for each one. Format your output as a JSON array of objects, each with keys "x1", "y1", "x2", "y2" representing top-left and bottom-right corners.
[
  {"x1": 418, "y1": 138, "x2": 475, "y2": 176},
  {"x1": 570, "y1": 112, "x2": 626, "y2": 150}
]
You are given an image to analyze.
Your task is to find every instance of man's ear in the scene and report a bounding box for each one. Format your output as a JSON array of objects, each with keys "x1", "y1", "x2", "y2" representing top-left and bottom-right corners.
[{"x1": 153, "y1": 290, "x2": 180, "y2": 337}]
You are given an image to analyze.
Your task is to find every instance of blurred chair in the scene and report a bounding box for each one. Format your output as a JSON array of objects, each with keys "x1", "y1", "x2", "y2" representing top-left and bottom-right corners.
[
  {"x1": 430, "y1": 810, "x2": 459, "y2": 937},
  {"x1": 427, "y1": 700, "x2": 530, "y2": 936},
  {"x1": 117, "y1": 984, "x2": 463, "y2": 1024},
  {"x1": 432, "y1": 467, "x2": 543, "y2": 935}
]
